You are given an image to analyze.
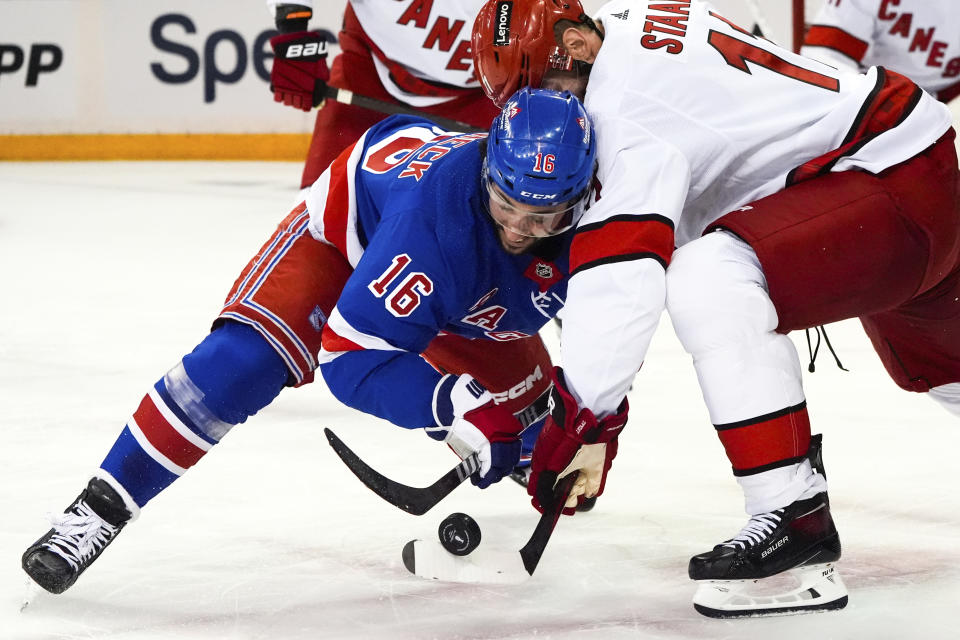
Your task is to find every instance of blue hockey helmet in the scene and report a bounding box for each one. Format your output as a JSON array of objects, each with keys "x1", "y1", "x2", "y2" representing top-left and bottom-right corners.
[{"x1": 483, "y1": 87, "x2": 596, "y2": 237}]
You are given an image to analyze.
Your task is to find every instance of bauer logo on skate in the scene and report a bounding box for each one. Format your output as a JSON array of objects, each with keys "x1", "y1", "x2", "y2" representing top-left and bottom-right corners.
[{"x1": 761, "y1": 535, "x2": 790, "y2": 559}]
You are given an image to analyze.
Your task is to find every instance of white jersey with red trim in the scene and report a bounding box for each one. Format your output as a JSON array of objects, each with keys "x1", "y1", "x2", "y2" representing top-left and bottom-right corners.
[
  {"x1": 559, "y1": 0, "x2": 953, "y2": 414},
  {"x1": 349, "y1": 0, "x2": 487, "y2": 107},
  {"x1": 801, "y1": 0, "x2": 960, "y2": 101}
]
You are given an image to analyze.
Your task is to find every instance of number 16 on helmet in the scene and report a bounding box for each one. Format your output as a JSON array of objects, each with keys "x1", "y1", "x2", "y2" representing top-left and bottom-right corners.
[{"x1": 484, "y1": 87, "x2": 597, "y2": 238}]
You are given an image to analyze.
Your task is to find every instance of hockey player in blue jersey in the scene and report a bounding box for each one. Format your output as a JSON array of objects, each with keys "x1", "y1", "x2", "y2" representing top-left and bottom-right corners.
[{"x1": 22, "y1": 88, "x2": 599, "y2": 595}]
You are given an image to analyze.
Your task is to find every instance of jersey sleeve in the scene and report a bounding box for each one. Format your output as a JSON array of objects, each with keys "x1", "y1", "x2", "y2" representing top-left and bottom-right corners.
[
  {"x1": 560, "y1": 130, "x2": 690, "y2": 415},
  {"x1": 801, "y1": 0, "x2": 879, "y2": 70},
  {"x1": 318, "y1": 206, "x2": 464, "y2": 430}
]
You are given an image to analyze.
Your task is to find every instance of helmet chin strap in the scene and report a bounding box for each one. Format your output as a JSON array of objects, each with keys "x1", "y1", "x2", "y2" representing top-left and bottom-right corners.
[{"x1": 579, "y1": 13, "x2": 604, "y2": 41}]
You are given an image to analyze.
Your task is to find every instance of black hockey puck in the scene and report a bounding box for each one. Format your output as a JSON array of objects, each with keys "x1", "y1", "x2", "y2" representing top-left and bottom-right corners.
[{"x1": 438, "y1": 512, "x2": 481, "y2": 556}]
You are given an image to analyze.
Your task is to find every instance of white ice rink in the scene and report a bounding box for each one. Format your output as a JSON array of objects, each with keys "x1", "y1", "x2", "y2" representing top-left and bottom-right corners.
[{"x1": 2, "y1": 162, "x2": 958, "y2": 639}]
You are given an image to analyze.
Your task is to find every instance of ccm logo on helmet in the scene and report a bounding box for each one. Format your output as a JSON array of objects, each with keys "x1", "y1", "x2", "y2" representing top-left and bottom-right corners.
[
  {"x1": 493, "y1": 1, "x2": 513, "y2": 46},
  {"x1": 521, "y1": 191, "x2": 560, "y2": 199}
]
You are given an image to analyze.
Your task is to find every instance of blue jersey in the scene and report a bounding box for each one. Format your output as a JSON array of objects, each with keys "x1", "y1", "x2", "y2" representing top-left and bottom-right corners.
[{"x1": 306, "y1": 115, "x2": 571, "y2": 429}]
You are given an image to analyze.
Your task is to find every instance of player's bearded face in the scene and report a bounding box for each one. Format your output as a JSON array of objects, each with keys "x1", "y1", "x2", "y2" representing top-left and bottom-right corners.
[{"x1": 486, "y1": 184, "x2": 576, "y2": 254}]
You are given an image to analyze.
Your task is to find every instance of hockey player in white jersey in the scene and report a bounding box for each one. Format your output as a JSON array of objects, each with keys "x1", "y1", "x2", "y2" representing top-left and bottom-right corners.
[
  {"x1": 267, "y1": 0, "x2": 498, "y2": 189},
  {"x1": 802, "y1": 0, "x2": 960, "y2": 103},
  {"x1": 473, "y1": 0, "x2": 959, "y2": 618}
]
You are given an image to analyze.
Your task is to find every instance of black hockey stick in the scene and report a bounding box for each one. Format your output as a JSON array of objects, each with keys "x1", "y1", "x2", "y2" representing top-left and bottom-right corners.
[
  {"x1": 519, "y1": 472, "x2": 577, "y2": 574},
  {"x1": 322, "y1": 86, "x2": 484, "y2": 133},
  {"x1": 401, "y1": 472, "x2": 577, "y2": 583},
  {"x1": 324, "y1": 427, "x2": 478, "y2": 516}
]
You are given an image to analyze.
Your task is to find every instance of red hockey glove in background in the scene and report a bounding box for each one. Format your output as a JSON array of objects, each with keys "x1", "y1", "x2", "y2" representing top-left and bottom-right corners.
[
  {"x1": 528, "y1": 367, "x2": 629, "y2": 515},
  {"x1": 269, "y1": 31, "x2": 330, "y2": 111},
  {"x1": 428, "y1": 374, "x2": 524, "y2": 489}
]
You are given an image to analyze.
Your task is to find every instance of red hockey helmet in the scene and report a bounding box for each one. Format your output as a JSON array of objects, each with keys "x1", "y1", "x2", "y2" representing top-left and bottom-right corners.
[{"x1": 472, "y1": 0, "x2": 587, "y2": 107}]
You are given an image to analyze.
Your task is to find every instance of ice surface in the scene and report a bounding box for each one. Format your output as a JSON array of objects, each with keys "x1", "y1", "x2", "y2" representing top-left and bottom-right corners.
[{"x1": 1, "y1": 162, "x2": 957, "y2": 639}]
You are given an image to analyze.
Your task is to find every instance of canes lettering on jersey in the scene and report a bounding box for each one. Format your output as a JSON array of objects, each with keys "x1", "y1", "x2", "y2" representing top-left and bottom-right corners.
[
  {"x1": 351, "y1": 0, "x2": 490, "y2": 99},
  {"x1": 395, "y1": 1, "x2": 474, "y2": 71},
  {"x1": 803, "y1": 0, "x2": 960, "y2": 101},
  {"x1": 875, "y1": 0, "x2": 960, "y2": 76}
]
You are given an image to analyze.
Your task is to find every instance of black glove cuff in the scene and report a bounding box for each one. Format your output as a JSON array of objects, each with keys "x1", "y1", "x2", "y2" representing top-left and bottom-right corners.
[{"x1": 274, "y1": 4, "x2": 313, "y2": 33}]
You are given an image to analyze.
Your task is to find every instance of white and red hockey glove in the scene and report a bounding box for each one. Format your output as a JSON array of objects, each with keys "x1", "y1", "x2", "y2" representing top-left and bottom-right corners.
[
  {"x1": 428, "y1": 374, "x2": 524, "y2": 489},
  {"x1": 269, "y1": 31, "x2": 329, "y2": 111},
  {"x1": 528, "y1": 367, "x2": 629, "y2": 515}
]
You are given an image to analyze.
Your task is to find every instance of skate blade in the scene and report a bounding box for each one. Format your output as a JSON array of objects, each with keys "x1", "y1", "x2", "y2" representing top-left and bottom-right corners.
[{"x1": 692, "y1": 562, "x2": 848, "y2": 618}]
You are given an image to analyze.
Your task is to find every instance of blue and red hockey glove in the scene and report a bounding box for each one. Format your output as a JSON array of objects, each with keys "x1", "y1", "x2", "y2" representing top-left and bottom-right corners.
[{"x1": 428, "y1": 374, "x2": 525, "y2": 489}]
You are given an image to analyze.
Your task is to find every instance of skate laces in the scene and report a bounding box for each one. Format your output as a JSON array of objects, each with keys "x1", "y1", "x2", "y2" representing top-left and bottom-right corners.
[
  {"x1": 723, "y1": 510, "x2": 784, "y2": 549},
  {"x1": 42, "y1": 501, "x2": 120, "y2": 571}
]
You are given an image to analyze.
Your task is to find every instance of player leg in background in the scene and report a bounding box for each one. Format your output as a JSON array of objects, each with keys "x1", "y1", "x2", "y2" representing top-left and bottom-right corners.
[
  {"x1": 667, "y1": 232, "x2": 837, "y2": 615},
  {"x1": 298, "y1": 41, "x2": 384, "y2": 188},
  {"x1": 666, "y1": 130, "x2": 960, "y2": 616},
  {"x1": 22, "y1": 205, "x2": 354, "y2": 595}
]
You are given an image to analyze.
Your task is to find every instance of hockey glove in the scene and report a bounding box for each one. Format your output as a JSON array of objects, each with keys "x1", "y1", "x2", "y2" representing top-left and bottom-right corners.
[
  {"x1": 428, "y1": 374, "x2": 524, "y2": 489},
  {"x1": 528, "y1": 367, "x2": 629, "y2": 515},
  {"x1": 269, "y1": 31, "x2": 330, "y2": 111}
]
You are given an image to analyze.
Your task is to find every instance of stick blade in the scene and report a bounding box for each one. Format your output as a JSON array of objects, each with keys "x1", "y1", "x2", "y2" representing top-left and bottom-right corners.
[
  {"x1": 324, "y1": 428, "x2": 474, "y2": 516},
  {"x1": 401, "y1": 539, "x2": 529, "y2": 585},
  {"x1": 324, "y1": 428, "x2": 431, "y2": 515}
]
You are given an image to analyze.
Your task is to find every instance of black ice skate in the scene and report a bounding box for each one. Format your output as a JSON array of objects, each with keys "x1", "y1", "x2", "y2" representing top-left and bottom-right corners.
[
  {"x1": 509, "y1": 465, "x2": 597, "y2": 512},
  {"x1": 23, "y1": 477, "x2": 134, "y2": 594},
  {"x1": 688, "y1": 436, "x2": 847, "y2": 617}
]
